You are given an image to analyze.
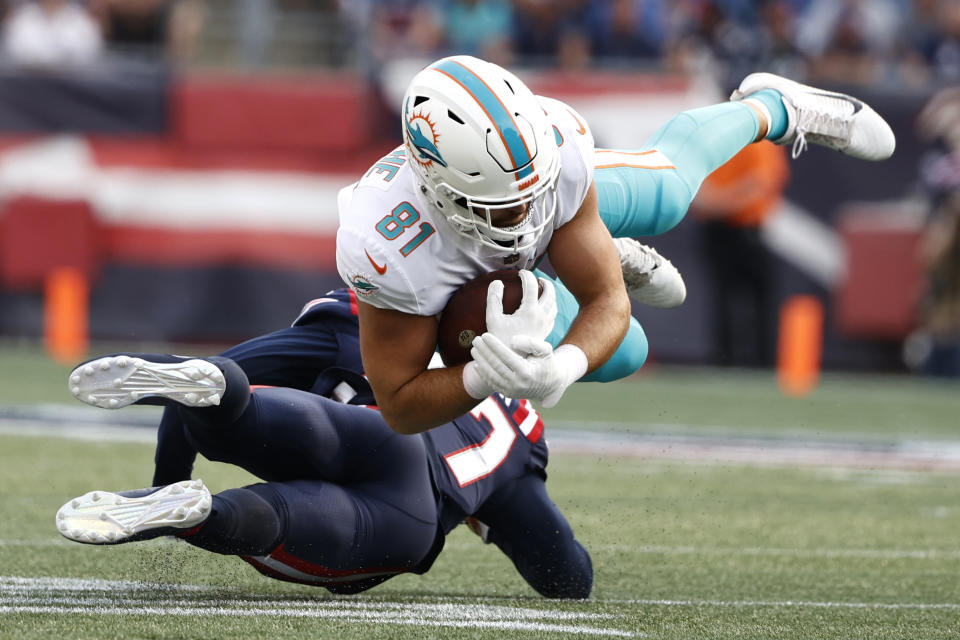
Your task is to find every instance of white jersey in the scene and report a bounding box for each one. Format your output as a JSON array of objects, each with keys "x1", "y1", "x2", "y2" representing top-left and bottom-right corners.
[{"x1": 336, "y1": 97, "x2": 595, "y2": 317}]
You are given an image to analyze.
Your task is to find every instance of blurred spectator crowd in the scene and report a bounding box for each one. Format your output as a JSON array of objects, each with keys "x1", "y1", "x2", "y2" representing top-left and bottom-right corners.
[
  {"x1": 0, "y1": 0, "x2": 204, "y2": 68},
  {"x1": 0, "y1": 1, "x2": 956, "y2": 88},
  {"x1": 343, "y1": 0, "x2": 960, "y2": 88}
]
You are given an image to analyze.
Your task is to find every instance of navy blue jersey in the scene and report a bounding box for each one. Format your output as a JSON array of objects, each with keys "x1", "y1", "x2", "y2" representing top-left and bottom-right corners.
[
  {"x1": 151, "y1": 289, "x2": 590, "y2": 597},
  {"x1": 176, "y1": 374, "x2": 557, "y2": 592},
  {"x1": 424, "y1": 395, "x2": 548, "y2": 535},
  {"x1": 157, "y1": 288, "x2": 549, "y2": 526},
  {"x1": 291, "y1": 288, "x2": 361, "y2": 327},
  {"x1": 222, "y1": 288, "x2": 374, "y2": 404},
  {"x1": 155, "y1": 289, "x2": 370, "y2": 484}
]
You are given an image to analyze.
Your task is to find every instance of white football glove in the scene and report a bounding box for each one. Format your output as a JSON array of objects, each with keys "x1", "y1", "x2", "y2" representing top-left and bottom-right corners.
[
  {"x1": 469, "y1": 333, "x2": 587, "y2": 408},
  {"x1": 486, "y1": 270, "x2": 557, "y2": 346}
]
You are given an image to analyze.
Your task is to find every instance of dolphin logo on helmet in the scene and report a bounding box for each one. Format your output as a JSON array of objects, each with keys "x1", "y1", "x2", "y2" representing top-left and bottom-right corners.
[
  {"x1": 401, "y1": 55, "x2": 563, "y2": 253},
  {"x1": 405, "y1": 117, "x2": 447, "y2": 167}
]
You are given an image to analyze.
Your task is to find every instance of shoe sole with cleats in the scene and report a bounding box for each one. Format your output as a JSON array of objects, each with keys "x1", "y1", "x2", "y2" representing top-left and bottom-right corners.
[
  {"x1": 68, "y1": 355, "x2": 225, "y2": 409},
  {"x1": 55, "y1": 480, "x2": 212, "y2": 545}
]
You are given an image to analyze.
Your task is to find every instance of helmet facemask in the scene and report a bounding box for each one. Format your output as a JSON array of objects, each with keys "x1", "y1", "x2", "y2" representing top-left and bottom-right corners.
[{"x1": 436, "y1": 152, "x2": 561, "y2": 252}]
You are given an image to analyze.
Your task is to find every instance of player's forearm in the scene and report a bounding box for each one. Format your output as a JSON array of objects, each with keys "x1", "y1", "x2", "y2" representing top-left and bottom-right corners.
[
  {"x1": 376, "y1": 365, "x2": 480, "y2": 435},
  {"x1": 560, "y1": 289, "x2": 631, "y2": 375}
]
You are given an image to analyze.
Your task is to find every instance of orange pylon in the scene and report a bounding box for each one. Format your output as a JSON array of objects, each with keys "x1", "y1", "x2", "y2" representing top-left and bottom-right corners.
[
  {"x1": 44, "y1": 267, "x2": 89, "y2": 363},
  {"x1": 777, "y1": 295, "x2": 823, "y2": 396}
]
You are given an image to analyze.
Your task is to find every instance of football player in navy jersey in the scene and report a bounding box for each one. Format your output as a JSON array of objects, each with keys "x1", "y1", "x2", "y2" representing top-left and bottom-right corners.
[{"x1": 56, "y1": 289, "x2": 592, "y2": 599}]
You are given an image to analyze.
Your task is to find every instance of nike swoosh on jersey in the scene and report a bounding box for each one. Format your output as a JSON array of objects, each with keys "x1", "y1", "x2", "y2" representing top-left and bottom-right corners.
[
  {"x1": 365, "y1": 249, "x2": 387, "y2": 275},
  {"x1": 567, "y1": 109, "x2": 587, "y2": 135}
]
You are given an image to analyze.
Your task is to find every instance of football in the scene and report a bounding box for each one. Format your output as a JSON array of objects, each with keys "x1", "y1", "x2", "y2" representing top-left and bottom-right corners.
[{"x1": 437, "y1": 269, "x2": 536, "y2": 366}]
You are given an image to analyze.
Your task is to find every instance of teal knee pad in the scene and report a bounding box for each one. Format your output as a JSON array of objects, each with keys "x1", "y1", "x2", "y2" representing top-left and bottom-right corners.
[
  {"x1": 540, "y1": 269, "x2": 575, "y2": 349},
  {"x1": 538, "y1": 270, "x2": 648, "y2": 383},
  {"x1": 596, "y1": 166, "x2": 693, "y2": 237},
  {"x1": 581, "y1": 317, "x2": 647, "y2": 382}
]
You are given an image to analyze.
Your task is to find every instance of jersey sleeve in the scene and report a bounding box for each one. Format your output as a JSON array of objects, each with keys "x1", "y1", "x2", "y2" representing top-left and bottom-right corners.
[
  {"x1": 537, "y1": 96, "x2": 596, "y2": 227},
  {"x1": 335, "y1": 224, "x2": 423, "y2": 315},
  {"x1": 335, "y1": 182, "x2": 427, "y2": 315},
  {"x1": 542, "y1": 97, "x2": 596, "y2": 174}
]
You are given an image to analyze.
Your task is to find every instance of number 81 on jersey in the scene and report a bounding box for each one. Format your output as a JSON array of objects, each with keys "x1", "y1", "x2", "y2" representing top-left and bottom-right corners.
[{"x1": 375, "y1": 202, "x2": 435, "y2": 257}]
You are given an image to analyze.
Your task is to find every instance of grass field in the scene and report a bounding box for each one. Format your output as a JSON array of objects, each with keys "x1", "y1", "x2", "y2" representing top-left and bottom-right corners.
[{"x1": 1, "y1": 344, "x2": 959, "y2": 639}]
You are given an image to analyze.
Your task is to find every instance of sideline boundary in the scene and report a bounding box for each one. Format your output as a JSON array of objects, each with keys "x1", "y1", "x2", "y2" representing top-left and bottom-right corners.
[{"x1": 4, "y1": 405, "x2": 960, "y2": 472}]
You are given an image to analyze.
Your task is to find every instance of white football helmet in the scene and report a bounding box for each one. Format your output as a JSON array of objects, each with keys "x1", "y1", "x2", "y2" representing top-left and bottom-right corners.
[{"x1": 401, "y1": 56, "x2": 562, "y2": 252}]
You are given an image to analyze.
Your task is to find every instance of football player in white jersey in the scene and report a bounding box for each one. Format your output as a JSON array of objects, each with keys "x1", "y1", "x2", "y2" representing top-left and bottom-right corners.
[{"x1": 336, "y1": 56, "x2": 896, "y2": 434}]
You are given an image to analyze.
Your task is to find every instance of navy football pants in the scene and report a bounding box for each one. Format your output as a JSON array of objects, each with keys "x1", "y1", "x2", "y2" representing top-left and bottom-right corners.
[{"x1": 175, "y1": 358, "x2": 439, "y2": 592}]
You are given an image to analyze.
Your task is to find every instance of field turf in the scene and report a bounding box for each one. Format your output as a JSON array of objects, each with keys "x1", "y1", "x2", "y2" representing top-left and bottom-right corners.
[{"x1": 1, "y1": 344, "x2": 958, "y2": 639}]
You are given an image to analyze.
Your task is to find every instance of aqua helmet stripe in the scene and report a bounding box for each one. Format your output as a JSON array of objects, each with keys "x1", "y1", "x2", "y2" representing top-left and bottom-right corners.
[{"x1": 432, "y1": 59, "x2": 534, "y2": 179}]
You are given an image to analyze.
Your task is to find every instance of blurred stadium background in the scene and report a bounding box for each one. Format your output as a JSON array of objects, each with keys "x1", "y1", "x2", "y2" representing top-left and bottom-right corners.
[
  {"x1": 1, "y1": 2, "x2": 960, "y2": 637},
  {"x1": 0, "y1": 0, "x2": 957, "y2": 376}
]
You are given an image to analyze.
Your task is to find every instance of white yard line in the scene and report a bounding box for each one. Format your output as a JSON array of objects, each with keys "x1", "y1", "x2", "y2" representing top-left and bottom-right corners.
[
  {"x1": 614, "y1": 598, "x2": 960, "y2": 610},
  {"x1": 0, "y1": 576, "x2": 208, "y2": 591},
  {"x1": 0, "y1": 607, "x2": 639, "y2": 637},
  {"x1": 3, "y1": 576, "x2": 958, "y2": 626},
  {"x1": 592, "y1": 544, "x2": 960, "y2": 560},
  {"x1": 544, "y1": 430, "x2": 960, "y2": 472},
  {"x1": 441, "y1": 540, "x2": 960, "y2": 561},
  {"x1": 0, "y1": 576, "x2": 637, "y2": 637},
  {"x1": 6, "y1": 409, "x2": 960, "y2": 472}
]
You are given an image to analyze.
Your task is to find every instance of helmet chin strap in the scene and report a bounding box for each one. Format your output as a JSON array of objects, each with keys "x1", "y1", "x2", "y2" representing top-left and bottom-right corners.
[
  {"x1": 477, "y1": 209, "x2": 533, "y2": 250},
  {"x1": 483, "y1": 212, "x2": 532, "y2": 237}
]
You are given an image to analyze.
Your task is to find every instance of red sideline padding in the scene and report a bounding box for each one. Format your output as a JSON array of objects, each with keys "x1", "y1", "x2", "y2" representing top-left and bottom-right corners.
[
  {"x1": 85, "y1": 136, "x2": 386, "y2": 175},
  {"x1": 104, "y1": 226, "x2": 338, "y2": 271},
  {"x1": 0, "y1": 197, "x2": 102, "y2": 289},
  {"x1": 527, "y1": 70, "x2": 690, "y2": 97},
  {"x1": 835, "y1": 207, "x2": 924, "y2": 339},
  {"x1": 172, "y1": 73, "x2": 376, "y2": 152}
]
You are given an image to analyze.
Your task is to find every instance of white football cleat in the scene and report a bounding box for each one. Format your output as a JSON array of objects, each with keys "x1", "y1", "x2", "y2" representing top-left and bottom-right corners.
[
  {"x1": 614, "y1": 238, "x2": 686, "y2": 309},
  {"x1": 730, "y1": 72, "x2": 895, "y2": 161},
  {"x1": 56, "y1": 480, "x2": 212, "y2": 545},
  {"x1": 68, "y1": 354, "x2": 225, "y2": 409}
]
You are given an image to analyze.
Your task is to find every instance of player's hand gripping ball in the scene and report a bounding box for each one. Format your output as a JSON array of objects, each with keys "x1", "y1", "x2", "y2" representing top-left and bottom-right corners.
[{"x1": 437, "y1": 269, "x2": 553, "y2": 366}]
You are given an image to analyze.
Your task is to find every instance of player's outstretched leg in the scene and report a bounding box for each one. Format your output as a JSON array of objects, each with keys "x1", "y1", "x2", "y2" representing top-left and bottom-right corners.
[
  {"x1": 55, "y1": 480, "x2": 212, "y2": 545},
  {"x1": 730, "y1": 73, "x2": 896, "y2": 161},
  {"x1": 614, "y1": 238, "x2": 686, "y2": 309},
  {"x1": 69, "y1": 354, "x2": 225, "y2": 409}
]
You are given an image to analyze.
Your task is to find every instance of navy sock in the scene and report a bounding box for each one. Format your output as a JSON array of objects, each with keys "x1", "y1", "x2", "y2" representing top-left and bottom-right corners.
[{"x1": 181, "y1": 486, "x2": 282, "y2": 556}]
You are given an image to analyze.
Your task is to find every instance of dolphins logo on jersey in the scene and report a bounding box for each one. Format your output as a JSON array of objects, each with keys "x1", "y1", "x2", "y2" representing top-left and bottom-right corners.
[
  {"x1": 405, "y1": 107, "x2": 447, "y2": 168},
  {"x1": 349, "y1": 273, "x2": 380, "y2": 297}
]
